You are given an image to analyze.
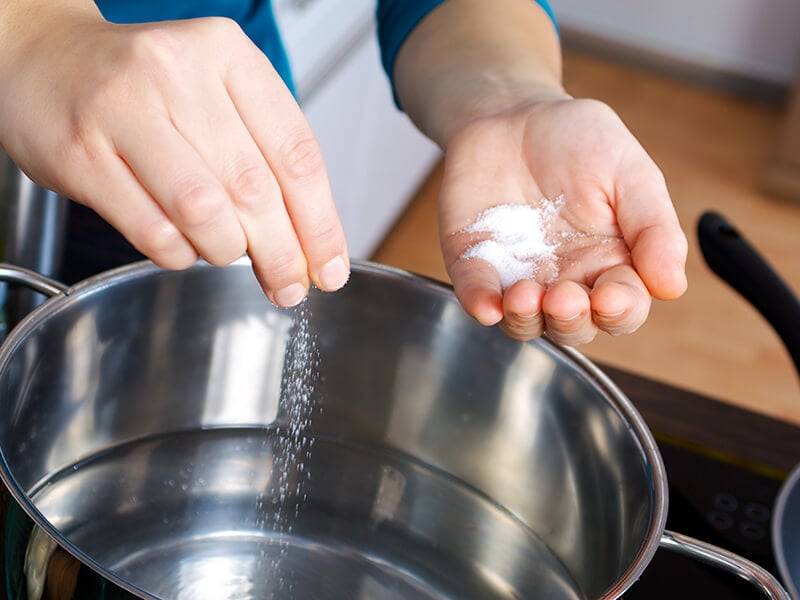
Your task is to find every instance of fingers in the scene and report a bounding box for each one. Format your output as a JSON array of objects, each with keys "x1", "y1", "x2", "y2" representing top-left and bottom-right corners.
[
  {"x1": 164, "y1": 80, "x2": 314, "y2": 304},
  {"x1": 113, "y1": 118, "x2": 248, "y2": 267},
  {"x1": 615, "y1": 155, "x2": 688, "y2": 300},
  {"x1": 473, "y1": 276, "x2": 597, "y2": 345},
  {"x1": 225, "y1": 47, "x2": 349, "y2": 296},
  {"x1": 79, "y1": 152, "x2": 200, "y2": 270},
  {"x1": 499, "y1": 279, "x2": 545, "y2": 339},
  {"x1": 102, "y1": 23, "x2": 349, "y2": 306},
  {"x1": 540, "y1": 281, "x2": 596, "y2": 346},
  {"x1": 449, "y1": 257, "x2": 505, "y2": 326},
  {"x1": 40, "y1": 18, "x2": 350, "y2": 309},
  {"x1": 589, "y1": 265, "x2": 651, "y2": 336},
  {"x1": 473, "y1": 268, "x2": 650, "y2": 345},
  {"x1": 629, "y1": 221, "x2": 688, "y2": 300}
]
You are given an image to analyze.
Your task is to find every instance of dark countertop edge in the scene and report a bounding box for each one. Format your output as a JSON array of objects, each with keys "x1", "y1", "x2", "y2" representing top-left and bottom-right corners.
[{"x1": 598, "y1": 363, "x2": 800, "y2": 475}]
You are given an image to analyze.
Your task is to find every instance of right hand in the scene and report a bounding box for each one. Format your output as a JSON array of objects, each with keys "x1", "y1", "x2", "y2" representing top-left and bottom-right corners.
[{"x1": 0, "y1": 4, "x2": 349, "y2": 307}]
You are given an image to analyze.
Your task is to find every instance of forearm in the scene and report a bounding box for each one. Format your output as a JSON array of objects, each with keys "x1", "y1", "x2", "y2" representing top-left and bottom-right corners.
[{"x1": 393, "y1": 0, "x2": 567, "y2": 148}]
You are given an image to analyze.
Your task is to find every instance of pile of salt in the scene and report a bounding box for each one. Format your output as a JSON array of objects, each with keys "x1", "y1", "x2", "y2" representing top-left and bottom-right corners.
[{"x1": 461, "y1": 197, "x2": 563, "y2": 288}]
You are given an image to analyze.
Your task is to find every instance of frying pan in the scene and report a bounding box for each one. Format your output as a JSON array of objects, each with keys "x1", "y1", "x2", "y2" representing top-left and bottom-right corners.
[{"x1": 698, "y1": 210, "x2": 800, "y2": 599}]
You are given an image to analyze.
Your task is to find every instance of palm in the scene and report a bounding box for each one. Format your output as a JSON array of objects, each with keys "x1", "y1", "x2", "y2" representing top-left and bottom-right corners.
[{"x1": 438, "y1": 98, "x2": 687, "y2": 344}]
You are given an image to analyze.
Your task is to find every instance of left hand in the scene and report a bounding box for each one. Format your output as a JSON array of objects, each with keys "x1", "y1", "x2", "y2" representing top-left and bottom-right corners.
[{"x1": 438, "y1": 97, "x2": 688, "y2": 345}]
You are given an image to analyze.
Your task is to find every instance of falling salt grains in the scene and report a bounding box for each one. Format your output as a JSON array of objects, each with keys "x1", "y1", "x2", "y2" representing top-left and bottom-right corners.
[
  {"x1": 274, "y1": 299, "x2": 318, "y2": 525},
  {"x1": 461, "y1": 196, "x2": 564, "y2": 288},
  {"x1": 261, "y1": 299, "x2": 320, "y2": 595}
]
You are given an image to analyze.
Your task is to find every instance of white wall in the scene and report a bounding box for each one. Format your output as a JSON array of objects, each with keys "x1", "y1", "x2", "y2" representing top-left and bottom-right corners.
[
  {"x1": 274, "y1": 0, "x2": 440, "y2": 259},
  {"x1": 551, "y1": 0, "x2": 800, "y2": 85}
]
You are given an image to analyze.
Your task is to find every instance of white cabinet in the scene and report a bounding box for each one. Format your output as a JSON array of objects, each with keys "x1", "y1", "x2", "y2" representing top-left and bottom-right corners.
[
  {"x1": 301, "y1": 29, "x2": 441, "y2": 258},
  {"x1": 275, "y1": 0, "x2": 441, "y2": 259}
]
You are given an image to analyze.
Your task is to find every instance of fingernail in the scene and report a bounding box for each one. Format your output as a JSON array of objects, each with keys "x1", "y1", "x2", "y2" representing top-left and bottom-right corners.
[
  {"x1": 319, "y1": 256, "x2": 349, "y2": 291},
  {"x1": 273, "y1": 283, "x2": 307, "y2": 308}
]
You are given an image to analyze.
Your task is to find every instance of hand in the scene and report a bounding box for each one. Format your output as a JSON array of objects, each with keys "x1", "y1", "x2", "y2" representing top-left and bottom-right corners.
[
  {"x1": 0, "y1": 5, "x2": 349, "y2": 307},
  {"x1": 439, "y1": 97, "x2": 688, "y2": 345}
]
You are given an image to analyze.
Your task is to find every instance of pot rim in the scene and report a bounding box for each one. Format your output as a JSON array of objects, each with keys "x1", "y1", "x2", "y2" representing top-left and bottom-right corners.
[
  {"x1": 556, "y1": 343, "x2": 669, "y2": 598},
  {"x1": 0, "y1": 258, "x2": 669, "y2": 599}
]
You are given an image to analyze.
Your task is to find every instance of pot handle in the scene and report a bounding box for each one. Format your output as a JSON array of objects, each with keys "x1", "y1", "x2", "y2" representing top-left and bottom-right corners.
[
  {"x1": 0, "y1": 263, "x2": 69, "y2": 297},
  {"x1": 697, "y1": 211, "x2": 800, "y2": 377},
  {"x1": 660, "y1": 530, "x2": 791, "y2": 599}
]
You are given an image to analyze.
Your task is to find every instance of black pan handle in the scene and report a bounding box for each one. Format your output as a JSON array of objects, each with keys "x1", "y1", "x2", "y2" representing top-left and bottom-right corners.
[{"x1": 697, "y1": 211, "x2": 800, "y2": 379}]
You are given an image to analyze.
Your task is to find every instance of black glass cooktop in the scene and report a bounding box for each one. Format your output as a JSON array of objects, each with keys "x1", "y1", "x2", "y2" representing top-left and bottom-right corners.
[{"x1": 625, "y1": 439, "x2": 783, "y2": 598}]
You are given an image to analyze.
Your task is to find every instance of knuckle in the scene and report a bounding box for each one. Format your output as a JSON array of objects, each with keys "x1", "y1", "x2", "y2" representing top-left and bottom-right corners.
[
  {"x1": 499, "y1": 321, "x2": 541, "y2": 342},
  {"x1": 229, "y1": 164, "x2": 274, "y2": 213},
  {"x1": 303, "y1": 216, "x2": 341, "y2": 247},
  {"x1": 201, "y1": 233, "x2": 247, "y2": 267},
  {"x1": 544, "y1": 310, "x2": 597, "y2": 346},
  {"x1": 604, "y1": 323, "x2": 639, "y2": 337},
  {"x1": 128, "y1": 27, "x2": 183, "y2": 69},
  {"x1": 135, "y1": 219, "x2": 192, "y2": 263},
  {"x1": 171, "y1": 181, "x2": 228, "y2": 228},
  {"x1": 280, "y1": 131, "x2": 325, "y2": 181},
  {"x1": 135, "y1": 220, "x2": 180, "y2": 256},
  {"x1": 203, "y1": 246, "x2": 245, "y2": 268},
  {"x1": 548, "y1": 328, "x2": 597, "y2": 347},
  {"x1": 255, "y1": 250, "x2": 307, "y2": 286},
  {"x1": 204, "y1": 16, "x2": 243, "y2": 40}
]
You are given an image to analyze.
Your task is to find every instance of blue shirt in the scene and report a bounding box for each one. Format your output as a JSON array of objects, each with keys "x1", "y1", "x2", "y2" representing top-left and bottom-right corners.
[
  {"x1": 95, "y1": 0, "x2": 557, "y2": 101},
  {"x1": 95, "y1": 0, "x2": 295, "y2": 93},
  {"x1": 376, "y1": 0, "x2": 557, "y2": 85}
]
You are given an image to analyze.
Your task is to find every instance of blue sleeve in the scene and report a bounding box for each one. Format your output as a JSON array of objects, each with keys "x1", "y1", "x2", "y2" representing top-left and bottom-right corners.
[{"x1": 376, "y1": 0, "x2": 559, "y2": 94}]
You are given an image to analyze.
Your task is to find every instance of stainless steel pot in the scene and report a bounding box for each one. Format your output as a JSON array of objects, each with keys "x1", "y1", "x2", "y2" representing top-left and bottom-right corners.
[
  {"x1": 0, "y1": 152, "x2": 68, "y2": 330},
  {"x1": 698, "y1": 211, "x2": 800, "y2": 600},
  {"x1": 0, "y1": 259, "x2": 789, "y2": 599}
]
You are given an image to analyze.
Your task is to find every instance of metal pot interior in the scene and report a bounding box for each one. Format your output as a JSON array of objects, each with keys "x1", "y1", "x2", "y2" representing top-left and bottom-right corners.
[{"x1": 0, "y1": 260, "x2": 665, "y2": 599}]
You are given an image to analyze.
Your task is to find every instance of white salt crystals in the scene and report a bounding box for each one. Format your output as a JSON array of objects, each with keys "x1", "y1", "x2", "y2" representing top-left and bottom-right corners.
[{"x1": 461, "y1": 196, "x2": 564, "y2": 288}]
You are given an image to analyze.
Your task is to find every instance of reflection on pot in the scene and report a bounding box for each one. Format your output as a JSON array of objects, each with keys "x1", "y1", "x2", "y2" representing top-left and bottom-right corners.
[{"x1": 0, "y1": 151, "x2": 68, "y2": 329}]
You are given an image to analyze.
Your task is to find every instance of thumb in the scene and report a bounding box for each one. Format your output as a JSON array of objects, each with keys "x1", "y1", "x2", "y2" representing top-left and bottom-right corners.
[{"x1": 614, "y1": 156, "x2": 688, "y2": 300}]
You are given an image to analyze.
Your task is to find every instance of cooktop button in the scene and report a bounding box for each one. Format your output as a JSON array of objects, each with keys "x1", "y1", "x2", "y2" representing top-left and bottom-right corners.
[
  {"x1": 738, "y1": 521, "x2": 766, "y2": 541},
  {"x1": 707, "y1": 510, "x2": 734, "y2": 530},
  {"x1": 711, "y1": 492, "x2": 738, "y2": 512},
  {"x1": 743, "y1": 502, "x2": 770, "y2": 522}
]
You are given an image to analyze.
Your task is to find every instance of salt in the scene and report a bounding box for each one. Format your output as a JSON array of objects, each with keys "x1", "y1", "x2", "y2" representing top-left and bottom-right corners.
[
  {"x1": 461, "y1": 196, "x2": 563, "y2": 288},
  {"x1": 257, "y1": 300, "x2": 320, "y2": 593}
]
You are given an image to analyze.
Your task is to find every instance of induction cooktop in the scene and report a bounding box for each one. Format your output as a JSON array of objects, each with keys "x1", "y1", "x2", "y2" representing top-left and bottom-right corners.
[{"x1": 626, "y1": 437, "x2": 785, "y2": 598}]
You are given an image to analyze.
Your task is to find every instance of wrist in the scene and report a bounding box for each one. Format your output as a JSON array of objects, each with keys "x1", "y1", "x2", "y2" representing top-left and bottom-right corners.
[
  {"x1": 0, "y1": 1, "x2": 103, "y2": 73},
  {"x1": 391, "y1": 0, "x2": 568, "y2": 149},
  {"x1": 423, "y1": 77, "x2": 572, "y2": 148}
]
